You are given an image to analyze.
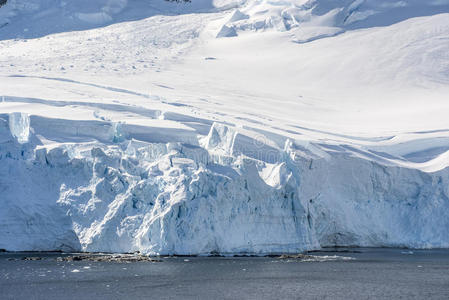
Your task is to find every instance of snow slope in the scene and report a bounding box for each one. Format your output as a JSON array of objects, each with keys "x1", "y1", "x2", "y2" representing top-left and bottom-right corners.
[{"x1": 0, "y1": 0, "x2": 449, "y2": 254}]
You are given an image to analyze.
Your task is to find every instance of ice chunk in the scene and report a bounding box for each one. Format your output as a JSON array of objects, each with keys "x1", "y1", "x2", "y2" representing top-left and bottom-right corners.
[
  {"x1": 257, "y1": 162, "x2": 291, "y2": 189},
  {"x1": 216, "y1": 25, "x2": 237, "y2": 38},
  {"x1": 228, "y1": 9, "x2": 249, "y2": 23},
  {"x1": 111, "y1": 122, "x2": 125, "y2": 143},
  {"x1": 203, "y1": 122, "x2": 236, "y2": 155},
  {"x1": 8, "y1": 112, "x2": 30, "y2": 144}
]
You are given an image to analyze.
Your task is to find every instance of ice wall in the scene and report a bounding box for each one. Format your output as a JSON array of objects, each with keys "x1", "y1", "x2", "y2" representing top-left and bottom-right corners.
[{"x1": 1, "y1": 115, "x2": 448, "y2": 254}]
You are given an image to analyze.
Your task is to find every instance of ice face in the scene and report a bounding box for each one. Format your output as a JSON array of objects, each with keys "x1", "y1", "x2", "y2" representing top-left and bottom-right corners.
[
  {"x1": 1, "y1": 132, "x2": 449, "y2": 254},
  {"x1": 111, "y1": 122, "x2": 125, "y2": 143},
  {"x1": 8, "y1": 112, "x2": 30, "y2": 144}
]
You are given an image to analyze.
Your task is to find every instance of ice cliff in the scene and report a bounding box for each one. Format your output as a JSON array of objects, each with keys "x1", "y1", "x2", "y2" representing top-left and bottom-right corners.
[{"x1": 1, "y1": 115, "x2": 448, "y2": 254}]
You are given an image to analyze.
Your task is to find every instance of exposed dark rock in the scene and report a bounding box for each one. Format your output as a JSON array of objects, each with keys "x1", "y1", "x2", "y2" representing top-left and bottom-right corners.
[
  {"x1": 56, "y1": 254, "x2": 162, "y2": 263},
  {"x1": 278, "y1": 254, "x2": 316, "y2": 260},
  {"x1": 21, "y1": 257, "x2": 43, "y2": 261}
]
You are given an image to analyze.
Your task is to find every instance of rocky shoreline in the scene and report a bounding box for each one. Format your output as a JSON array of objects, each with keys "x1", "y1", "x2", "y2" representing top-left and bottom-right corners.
[
  {"x1": 2, "y1": 251, "x2": 359, "y2": 263},
  {"x1": 6, "y1": 254, "x2": 162, "y2": 263}
]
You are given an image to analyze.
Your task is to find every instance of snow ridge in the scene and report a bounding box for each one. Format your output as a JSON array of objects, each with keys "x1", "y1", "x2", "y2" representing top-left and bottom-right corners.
[{"x1": 217, "y1": 0, "x2": 449, "y2": 41}]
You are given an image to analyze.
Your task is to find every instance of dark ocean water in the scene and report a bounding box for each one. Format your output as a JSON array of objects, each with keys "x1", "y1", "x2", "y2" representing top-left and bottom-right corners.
[{"x1": 1, "y1": 248, "x2": 449, "y2": 299}]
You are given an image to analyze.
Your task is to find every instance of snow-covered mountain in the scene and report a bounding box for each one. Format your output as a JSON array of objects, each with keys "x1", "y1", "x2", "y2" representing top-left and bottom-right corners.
[{"x1": 1, "y1": 0, "x2": 449, "y2": 254}]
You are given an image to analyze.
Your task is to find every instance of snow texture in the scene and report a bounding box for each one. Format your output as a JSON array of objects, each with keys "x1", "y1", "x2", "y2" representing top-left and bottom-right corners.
[{"x1": 0, "y1": 0, "x2": 449, "y2": 254}]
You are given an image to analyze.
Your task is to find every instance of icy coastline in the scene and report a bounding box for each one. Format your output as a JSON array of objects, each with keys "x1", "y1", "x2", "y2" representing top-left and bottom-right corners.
[
  {"x1": 1, "y1": 113, "x2": 448, "y2": 254},
  {"x1": 1, "y1": 0, "x2": 449, "y2": 254}
]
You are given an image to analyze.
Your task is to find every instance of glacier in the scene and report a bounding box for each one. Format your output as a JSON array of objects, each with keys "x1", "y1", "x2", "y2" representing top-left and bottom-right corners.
[
  {"x1": 1, "y1": 115, "x2": 448, "y2": 254},
  {"x1": 1, "y1": 0, "x2": 449, "y2": 254}
]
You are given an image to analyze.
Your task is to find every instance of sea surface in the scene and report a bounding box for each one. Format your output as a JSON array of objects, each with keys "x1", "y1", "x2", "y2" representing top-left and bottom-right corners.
[{"x1": 1, "y1": 248, "x2": 449, "y2": 299}]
